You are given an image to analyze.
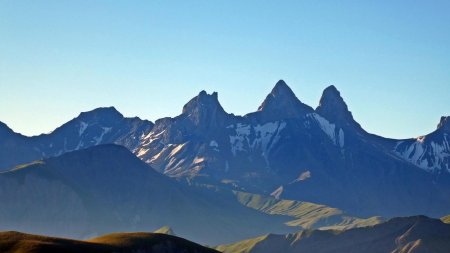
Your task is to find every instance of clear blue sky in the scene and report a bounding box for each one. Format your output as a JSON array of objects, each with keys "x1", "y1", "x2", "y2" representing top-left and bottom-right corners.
[{"x1": 1, "y1": 1, "x2": 449, "y2": 138}]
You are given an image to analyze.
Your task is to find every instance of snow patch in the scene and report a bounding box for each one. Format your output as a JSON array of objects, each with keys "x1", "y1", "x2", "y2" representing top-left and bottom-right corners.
[
  {"x1": 338, "y1": 128, "x2": 345, "y2": 148},
  {"x1": 210, "y1": 140, "x2": 219, "y2": 148},
  {"x1": 149, "y1": 146, "x2": 169, "y2": 163},
  {"x1": 169, "y1": 143, "x2": 187, "y2": 157},
  {"x1": 94, "y1": 127, "x2": 112, "y2": 145},
  {"x1": 75, "y1": 141, "x2": 84, "y2": 150},
  {"x1": 193, "y1": 157, "x2": 205, "y2": 164},
  {"x1": 310, "y1": 114, "x2": 335, "y2": 142},
  {"x1": 309, "y1": 113, "x2": 345, "y2": 148},
  {"x1": 210, "y1": 140, "x2": 220, "y2": 151},
  {"x1": 298, "y1": 170, "x2": 311, "y2": 181},
  {"x1": 143, "y1": 130, "x2": 165, "y2": 144},
  {"x1": 228, "y1": 121, "x2": 286, "y2": 156},
  {"x1": 137, "y1": 148, "x2": 149, "y2": 157},
  {"x1": 78, "y1": 122, "x2": 88, "y2": 136},
  {"x1": 394, "y1": 134, "x2": 450, "y2": 173},
  {"x1": 271, "y1": 186, "x2": 284, "y2": 199}
]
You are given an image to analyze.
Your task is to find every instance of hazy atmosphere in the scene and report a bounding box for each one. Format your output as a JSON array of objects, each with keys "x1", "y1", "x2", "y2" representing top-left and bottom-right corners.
[
  {"x1": 1, "y1": 1, "x2": 449, "y2": 138},
  {"x1": 1, "y1": 2, "x2": 450, "y2": 253}
]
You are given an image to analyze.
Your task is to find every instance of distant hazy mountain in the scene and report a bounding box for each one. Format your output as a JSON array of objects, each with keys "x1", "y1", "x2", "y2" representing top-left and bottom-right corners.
[
  {"x1": 0, "y1": 231, "x2": 218, "y2": 253},
  {"x1": 1, "y1": 80, "x2": 449, "y2": 218},
  {"x1": 0, "y1": 107, "x2": 153, "y2": 171},
  {"x1": 217, "y1": 216, "x2": 450, "y2": 253},
  {"x1": 0, "y1": 144, "x2": 292, "y2": 245}
]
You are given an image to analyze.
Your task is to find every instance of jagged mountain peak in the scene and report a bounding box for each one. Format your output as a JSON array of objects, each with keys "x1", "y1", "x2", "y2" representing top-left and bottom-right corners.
[
  {"x1": 182, "y1": 91, "x2": 223, "y2": 114},
  {"x1": 268, "y1": 79, "x2": 296, "y2": 98},
  {"x1": 258, "y1": 80, "x2": 299, "y2": 111},
  {"x1": 256, "y1": 80, "x2": 313, "y2": 120},
  {"x1": 321, "y1": 85, "x2": 341, "y2": 99},
  {"x1": 316, "y1": 85, "x2": 358, "y2": 128},
  {"x1": 437, "y1": 116, "x2": 450, "y2": 131},
  {"x1": 181, "y1": 90, "x2": 228, "y2": 126}
]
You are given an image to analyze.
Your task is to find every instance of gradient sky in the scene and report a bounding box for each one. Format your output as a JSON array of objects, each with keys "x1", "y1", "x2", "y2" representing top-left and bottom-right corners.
[{"x1": 1, "y1": 1, "x2": 449, "y2": 138}]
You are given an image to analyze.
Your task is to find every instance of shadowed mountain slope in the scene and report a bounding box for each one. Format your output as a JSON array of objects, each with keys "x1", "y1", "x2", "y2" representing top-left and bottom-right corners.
[
  {"x1": 0, "y1": 107, "x2": 154, "y2": 171},
  {"x1": 0, "y1": 144, "x2": 291, "y2": 245},
  {"x1": 217, "y1": 216, "x2": 450, "y2": 253}
]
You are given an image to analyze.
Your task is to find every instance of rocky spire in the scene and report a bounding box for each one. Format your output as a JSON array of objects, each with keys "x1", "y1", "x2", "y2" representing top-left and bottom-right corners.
[
  {"x1": 437, "y1": 116, "x2": 450, "y2": 131},
  {"x1": 315, "y1": 85, "x2": 360, "y2": 129},
  {"x1": 182, "y1": 90, "x2": 228, "y2": 126},
  {"x1": 257, "y1": 80, "x2": 313, "y2": 120}
]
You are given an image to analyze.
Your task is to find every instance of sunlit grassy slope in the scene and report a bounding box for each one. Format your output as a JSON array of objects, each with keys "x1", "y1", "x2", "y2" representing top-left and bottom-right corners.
[
  {"x1": 234, "y1": 191, "x2": 383, "y2": 230},
  {"x1": 442, "y1": 214, "x2": 450, "y2": 224},
  {"x1": 153, "y1": 226, "x2": 175, "y2": 235},
  {"x1": 0, "y1": 231, "x2": 218, "y2": 253}
]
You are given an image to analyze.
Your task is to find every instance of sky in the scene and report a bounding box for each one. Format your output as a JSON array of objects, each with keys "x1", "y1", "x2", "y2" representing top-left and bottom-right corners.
[{"x1": 0, "y1": 1, "x2": 449, "y2": 138}]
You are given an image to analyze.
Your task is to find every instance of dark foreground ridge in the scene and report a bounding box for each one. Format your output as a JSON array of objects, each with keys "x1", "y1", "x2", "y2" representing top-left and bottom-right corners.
[{"x1": 0, "y1": 231, "x2": 219, "y2": 253}]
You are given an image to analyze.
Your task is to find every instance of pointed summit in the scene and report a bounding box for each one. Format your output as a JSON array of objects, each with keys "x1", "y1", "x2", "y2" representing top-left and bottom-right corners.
[
  {"x1": 258, "y1": 80, "x2": 299, "y2": 111},
  {"x1": 256, "y1": 80, "x2": 313, "y2": 121},
  {"x1": 437, "y1": 116, "x2": 450, "y2": 131},
  {"x1": 266, "y1": 80, "x2": 297, "y2": 101},
  {"x1": 182, "y1": 90, "x2": 228, "y2": 126},
  {"x1": 316, "y1": 85, "x2": 359, "y2": 128}
]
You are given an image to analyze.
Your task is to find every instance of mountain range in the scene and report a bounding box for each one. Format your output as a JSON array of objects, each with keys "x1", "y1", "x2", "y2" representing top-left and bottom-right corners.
[
  {"x1": 3, "y1": 215, "x2": 450, "y2": 253},
  {"x1": 1, "y1": 80, "x2": 448, "y2": 218}
]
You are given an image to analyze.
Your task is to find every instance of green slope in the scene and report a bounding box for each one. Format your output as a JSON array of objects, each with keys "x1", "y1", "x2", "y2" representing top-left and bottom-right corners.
[
  {"x1": 215, "y1": 234, "x2": 270, "y2": 253},
  {"x1": 234, "y1": 191, "x2": 383, "y2": 230},
  {"x1": 442, "y1": 214, "x2": 450, "y2": 224}
]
